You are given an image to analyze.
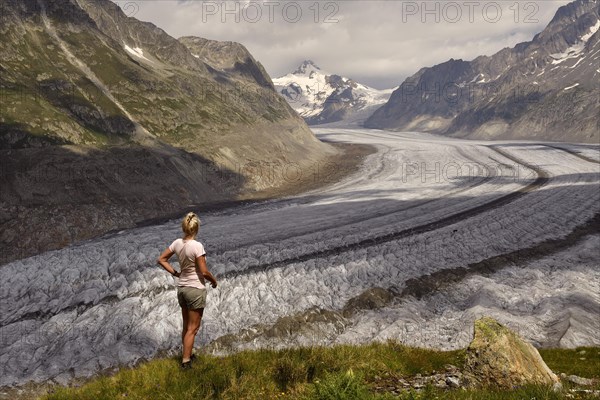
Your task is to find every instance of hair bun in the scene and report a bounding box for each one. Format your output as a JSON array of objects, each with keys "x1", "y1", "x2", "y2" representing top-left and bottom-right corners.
[{"x1": 182, "y1": 212, "x2": 200, "y2": 236}]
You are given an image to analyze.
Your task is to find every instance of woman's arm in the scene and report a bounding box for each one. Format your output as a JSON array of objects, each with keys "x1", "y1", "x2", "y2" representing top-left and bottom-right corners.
[
  {"x1": 195, "y1": 255, "x2": 217, "y2": 288},
  {"x1": 157, "y1": 248, "x2": 180, "y2": 277}
]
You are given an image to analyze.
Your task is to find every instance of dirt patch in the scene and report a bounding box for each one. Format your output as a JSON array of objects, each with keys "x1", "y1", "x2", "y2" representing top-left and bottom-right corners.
[{"x1": 237, "y1": 141, "x2": 377, "y2": 201}]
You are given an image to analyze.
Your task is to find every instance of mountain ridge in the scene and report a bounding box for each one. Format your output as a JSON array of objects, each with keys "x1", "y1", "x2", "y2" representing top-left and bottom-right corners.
[{"x1": 365, "y1": 0, "x2": 600, "y2": 142}]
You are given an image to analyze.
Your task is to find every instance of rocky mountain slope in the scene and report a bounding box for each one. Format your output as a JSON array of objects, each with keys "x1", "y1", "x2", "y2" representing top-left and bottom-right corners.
[
  {"x1": 365, "y1": 0, "x2": 600, "y2": 143},
  {"x1": 273, "y1": 60, "x2": 395, "y2": 126},
  {"x1": 178, "y1": 36, "x2": 274, "y2": 89},
  {"x1": 0, "y1": 0, "x2": 339, "y2": 263}
]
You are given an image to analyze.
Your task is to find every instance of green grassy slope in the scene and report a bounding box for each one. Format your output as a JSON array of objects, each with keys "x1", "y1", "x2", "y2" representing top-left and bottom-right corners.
[{"x1": 40, "y1": 343, "x2": 599, "y2": 400}]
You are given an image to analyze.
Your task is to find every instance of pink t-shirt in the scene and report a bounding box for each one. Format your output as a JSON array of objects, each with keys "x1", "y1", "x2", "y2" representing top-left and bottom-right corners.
[{"x1": 169, "y1": 238, "x2": 207, "y2": 289}]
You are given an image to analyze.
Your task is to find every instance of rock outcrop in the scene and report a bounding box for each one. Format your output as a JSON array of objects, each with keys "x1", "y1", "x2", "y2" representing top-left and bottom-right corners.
[{"x1": 464, "y1": 317, "x2": 560, "y2": 389}]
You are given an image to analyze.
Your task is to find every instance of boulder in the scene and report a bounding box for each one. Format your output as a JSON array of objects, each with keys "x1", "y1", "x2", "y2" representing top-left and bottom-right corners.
[
  {"x1": 567, "y1": 375, "x2": 594, "y2": 386},
  {"x1": 464, "y1": 317, "x2": 560, "y2": 389}
]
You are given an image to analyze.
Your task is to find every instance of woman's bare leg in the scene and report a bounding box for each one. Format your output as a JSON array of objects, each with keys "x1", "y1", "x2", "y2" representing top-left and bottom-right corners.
[
  {"x1": 181, "y1": 306, "x2": 189, "y2": 346},
  {"x1": 182, "y1": 308, "x2": 203, "y2": 362}
]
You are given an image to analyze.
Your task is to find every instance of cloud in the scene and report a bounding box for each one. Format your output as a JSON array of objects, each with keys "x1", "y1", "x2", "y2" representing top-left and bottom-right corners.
[{"x1": 115, "y1": 0, "x2": 571, "y2": 89}]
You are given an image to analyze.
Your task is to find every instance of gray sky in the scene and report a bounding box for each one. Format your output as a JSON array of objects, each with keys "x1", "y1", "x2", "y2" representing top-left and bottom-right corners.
[{"x1": 114, "y1": 0, "x2": 571, "y2": 89}]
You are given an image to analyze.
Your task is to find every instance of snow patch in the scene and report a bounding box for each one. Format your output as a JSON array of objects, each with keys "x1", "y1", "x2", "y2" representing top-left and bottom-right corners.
[
  {"x1": 551, "y1": 42, "x2": 585, "y2": 64},
  {"x1": 570, "y1": 57, "x2": 585, "y2": 69},
  {"x1": 581, "y1": 19, "x2": 600, "y2": 43},
  {"x1": 124, "y1": 44, "x2": 152, "y2": 63},
  {"x1": 563, "y1": 83, "x2": 580, "y2": 91},
  {"x1": 551, "y1": 20, "x2": 599, "y2": 65}
]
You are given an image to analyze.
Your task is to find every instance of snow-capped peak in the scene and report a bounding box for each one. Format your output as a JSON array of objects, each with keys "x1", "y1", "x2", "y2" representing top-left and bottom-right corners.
[
  {"x1": 293, "y1": 60, "x2": 322, "y2": 75},
  {"x1": 273, "y1": 61, "x2": 395, "y2": 126}
]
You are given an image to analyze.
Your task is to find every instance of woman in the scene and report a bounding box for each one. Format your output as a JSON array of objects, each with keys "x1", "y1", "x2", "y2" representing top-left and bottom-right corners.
[{"x1": 157, "y1": 212, "x2": 218, "y2": 369}]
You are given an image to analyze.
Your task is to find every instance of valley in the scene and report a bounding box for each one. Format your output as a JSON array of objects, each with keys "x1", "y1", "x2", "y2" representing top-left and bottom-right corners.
[{"x1": 1, "y1": 128, "x2": 598, "y2": 388}]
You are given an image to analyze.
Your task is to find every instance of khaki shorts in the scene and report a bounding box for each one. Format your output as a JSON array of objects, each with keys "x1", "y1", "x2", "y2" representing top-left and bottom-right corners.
[{"x1": 177, "y1": 286, "x2": 207, "y2": 310}]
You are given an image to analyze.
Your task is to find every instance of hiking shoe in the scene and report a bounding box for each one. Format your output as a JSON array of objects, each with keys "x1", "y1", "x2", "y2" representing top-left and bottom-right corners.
[
  {"x1": 181, "y1": 354, "x2": 196, "y2": 369},
  {"x1": 181, "y1": 360, "x2": 192, "y2": 370}
]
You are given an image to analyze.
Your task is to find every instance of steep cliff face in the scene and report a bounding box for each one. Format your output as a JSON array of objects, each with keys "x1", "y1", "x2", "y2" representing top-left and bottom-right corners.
[
  {"x1": 365, "y1": 0, "x2": 600, "y2": 143},
  {"x1": 0, "y1": 0, "x2": 339, "y2": 263}
]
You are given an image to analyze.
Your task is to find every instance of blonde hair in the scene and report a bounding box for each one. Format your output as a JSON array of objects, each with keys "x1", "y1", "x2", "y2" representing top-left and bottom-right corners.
[{"x1": 182, "y1": 212, "x2": 200, "y2": 236}]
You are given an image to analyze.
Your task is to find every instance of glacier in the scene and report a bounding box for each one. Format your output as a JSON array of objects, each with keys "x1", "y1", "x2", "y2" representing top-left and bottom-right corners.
[{"x1": 1, "y1": 128, "x2": 598, "y2": 388}]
